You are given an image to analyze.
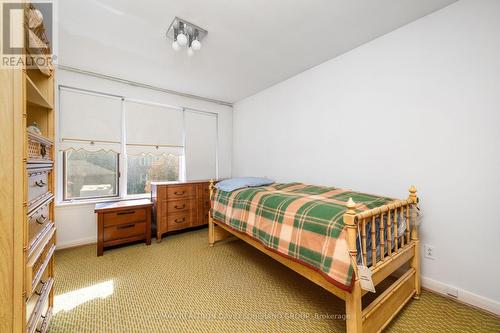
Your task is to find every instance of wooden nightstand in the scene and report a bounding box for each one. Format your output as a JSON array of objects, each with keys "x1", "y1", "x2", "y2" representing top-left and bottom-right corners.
[{"x1": 95, "y1": 199, "x2": 153, "y2": 256}]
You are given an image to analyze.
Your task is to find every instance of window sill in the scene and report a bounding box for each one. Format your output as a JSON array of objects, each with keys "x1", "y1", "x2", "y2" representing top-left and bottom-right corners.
[{"x1": 56, "y1": 194, "x2": 151, "y2": 208}]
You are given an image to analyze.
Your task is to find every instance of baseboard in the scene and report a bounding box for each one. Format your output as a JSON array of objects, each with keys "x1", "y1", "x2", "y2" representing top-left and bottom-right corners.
[
  {"x1": 422, "y1": 276, "x2": 500, "y2": 316},
  {"x1": 57, "y1": 237, "x2": 96, "y2": 250}
]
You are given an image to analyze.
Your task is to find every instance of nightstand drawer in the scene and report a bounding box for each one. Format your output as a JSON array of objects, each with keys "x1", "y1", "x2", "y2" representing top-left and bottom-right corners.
[
  {"x1": 103, "y1": 222, "x2": 146, "y2": 242},
  {"x1": 167, "y1": 199, "x2": 192, "y2": 213},
  {"x1": 167, "y1": 212, "x2": 191, "y2": 231},
  {"x1": 103, "y1": 208, "x2": 146, "y2": 227},
  {"x1": 167, "y1": 185, "x2": 193, "y2": 199}
]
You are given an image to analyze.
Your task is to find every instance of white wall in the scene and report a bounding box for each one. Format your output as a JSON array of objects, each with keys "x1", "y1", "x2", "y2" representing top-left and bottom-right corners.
[
  {"x1": 233, "y1": 0, "x2": 500, "y2": 314},
  {"x1": 55, "y1": 68, "x2": 232, "y2": 249}
]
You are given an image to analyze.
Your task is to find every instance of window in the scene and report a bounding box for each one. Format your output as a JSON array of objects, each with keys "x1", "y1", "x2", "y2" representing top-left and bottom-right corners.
[
  {"x1": 124, "y1": 100, "x2": 185, "y2": 195},
  {"x1": 184, "y1": 110, "x2": 217, "y2": 180},
  {"x1": 59, "y1": 87, "x2": 123, "y2": 201},
  {"x1": 63, "y1": 150, "x2": 119, "y2": 200},
  {"x1": 59, "y1": 87, "x2": 217, "y2": 202},
  {"x1": 127, "y1": 154, "x2": 180, "y2": 195}
]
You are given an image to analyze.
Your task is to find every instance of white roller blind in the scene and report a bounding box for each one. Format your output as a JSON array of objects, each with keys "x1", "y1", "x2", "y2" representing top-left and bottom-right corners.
[
  {"x1": 59, "y1": 87, "x2": 122, "y2": 151},
  {"x1": 124, "y1": 100, "x2": 184, "y2": 148},
  {"x1": 185, "y1": 110, "x2": 217, "y2": 180}
]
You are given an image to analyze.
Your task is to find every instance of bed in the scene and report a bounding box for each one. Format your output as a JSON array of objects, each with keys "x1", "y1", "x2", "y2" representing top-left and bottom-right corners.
[{"x1": 208, "y1": 180, "x2": 420, "y2": 333}]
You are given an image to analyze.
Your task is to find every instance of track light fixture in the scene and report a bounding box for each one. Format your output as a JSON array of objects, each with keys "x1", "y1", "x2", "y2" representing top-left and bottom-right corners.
[{"x1": 166, "y1": 17, "x2": 207, "y2": 56}]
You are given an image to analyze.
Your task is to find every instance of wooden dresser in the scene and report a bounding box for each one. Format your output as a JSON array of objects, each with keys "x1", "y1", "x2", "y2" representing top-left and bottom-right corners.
[
  {"x1": 95, "y1": 199, "x2": 153, "y2": 256},
  {"x1": 151, "y1": 180, "x2": 210, "y2": 241},
  {"x1": 0, "y1": 4, "x2": 56, "y2": 331}
]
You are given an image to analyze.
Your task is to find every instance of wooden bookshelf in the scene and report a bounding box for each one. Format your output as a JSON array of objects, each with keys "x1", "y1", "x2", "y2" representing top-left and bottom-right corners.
[
  {"x1": 0, "y1": 3, "x2": 56, "y2": 332},
  {"x1": 24, "y1": 68, "x2": 56, "y2": 333}
]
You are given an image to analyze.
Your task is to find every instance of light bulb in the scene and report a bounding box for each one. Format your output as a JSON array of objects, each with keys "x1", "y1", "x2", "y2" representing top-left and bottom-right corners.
[
  {"x1": 172, "y1": 40, "x2": 180, "y2": 51},
  {"x1": 177, "y1": 33, "x2": 188, "y2": 47},
  {"x1": 191, "y1": 39, "x2": 201, "y2": 51},
  {"x1": 187, "y1": 47, "x2": 194, "y2": 57}
]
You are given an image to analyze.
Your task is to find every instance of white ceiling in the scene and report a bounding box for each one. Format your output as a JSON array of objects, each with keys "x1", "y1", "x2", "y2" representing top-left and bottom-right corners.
[{"x1": 57, "y1": 0, "x2": 457, "y2": 104}]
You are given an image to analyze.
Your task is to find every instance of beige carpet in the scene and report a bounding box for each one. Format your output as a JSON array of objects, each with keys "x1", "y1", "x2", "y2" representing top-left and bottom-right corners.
[{"x1": 49, "y1": 228, "x2": 500, "y2": 332}]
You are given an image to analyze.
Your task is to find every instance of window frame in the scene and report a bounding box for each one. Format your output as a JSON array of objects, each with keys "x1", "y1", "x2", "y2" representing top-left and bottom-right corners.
[{"x1": 62, "y1": 150, "x2": 121, "y2": 202}]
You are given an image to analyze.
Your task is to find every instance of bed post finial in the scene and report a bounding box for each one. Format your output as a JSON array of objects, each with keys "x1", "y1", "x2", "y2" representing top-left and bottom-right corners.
[
  {"x1": 408, "y1": 185, "x2": 419, "y2": 241},
  {"x1": 408, "y1": 185, "x2": 417, "y2": 204},
  {"x1": 346, "y1": 197, "x2": 356, "y2": 214},
  {"x1": 209, "y1": 179, "x2": 215, "y2": 195}
]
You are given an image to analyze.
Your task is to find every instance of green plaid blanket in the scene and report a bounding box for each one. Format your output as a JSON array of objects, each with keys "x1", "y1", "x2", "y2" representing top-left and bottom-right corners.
[{"x1": 211, "y1": 183, "x2": 395, "y2": 291}]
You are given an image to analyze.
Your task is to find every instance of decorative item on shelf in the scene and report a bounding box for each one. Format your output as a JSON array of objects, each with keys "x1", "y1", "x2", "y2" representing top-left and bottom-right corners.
[
  {"x1": 24, "y1": 3, "x2": 53, "y2": 76},
  {"x1": 27, "y1": 122, "x2": 42, "y2": 135},
  {"x1": 166, "y1": 17, "x2": 207, "y2": 56}
]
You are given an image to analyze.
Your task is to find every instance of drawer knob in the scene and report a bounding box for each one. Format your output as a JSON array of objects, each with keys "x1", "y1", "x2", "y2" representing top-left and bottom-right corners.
[
  {"x1": 174, "y1": 204, "x2": 186, "y2": 210},
  {"x1": 36, "y1": 214, "x2": 47, "y2": 224},
  {"x1": 34, "y1": 180, "x2": 47, "y2": 187},
  {"x1": 174, "y1": 218, "x2": 185, "y2": 224},
  {"x1": 174, "y1": 191, "x2": 185, "y2": 195}
]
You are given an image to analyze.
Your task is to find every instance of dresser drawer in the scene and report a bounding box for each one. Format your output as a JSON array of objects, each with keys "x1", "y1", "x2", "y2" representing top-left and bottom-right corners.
[
  {"x1": 167, "y1": 212, "x2": 191, "y2": 231},
  {"x1": 202, "y1": 196, "x2": 211, "y2": 210},
  {"x1": 26, "y1": 276, "x2": 53, "y2": 333},
  {"x1": 167, "y1": 199, "x2": 192, "y2": 213},
  {"x1": 194, "y1": 204, "x2": 210, "y2": 226},
  {"x1": 167, "y1": 185, "x2": 194, "y2": 200},
  {"x1": 27, "y1": 168, "x2": 50, "y2": 208},
  {"x1": 26, "y1": 226, "x2": 56, "y2": 298},
  {"x1": 196, "y1": 183, "x2": 210, "y2": 199},
  {"x1": 27, "y1": 198, "x2": 53, "y2": 251},
  {"x1": 103, "y1": 222, "x2": 146, "y2": 242},
  {"x1": 103, "y1": 208, "x2": 146, "y2": 227}
]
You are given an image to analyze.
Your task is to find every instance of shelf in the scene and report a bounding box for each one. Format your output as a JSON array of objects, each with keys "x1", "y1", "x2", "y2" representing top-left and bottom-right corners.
[
  {"x1": 26, "y1": 53, "x2": 53, "y2": 77},
  {"x1": 26, "y1": 75, "x2": 53, "y2": 109},
  {"x1": 27, "y1": 130, "x2": 53, "y2": 147}
]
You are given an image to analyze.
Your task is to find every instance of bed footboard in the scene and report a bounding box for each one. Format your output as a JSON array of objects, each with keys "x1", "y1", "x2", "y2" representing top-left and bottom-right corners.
[{"x1": 344, "y1": 186, "x2": 420, "y2": 332}]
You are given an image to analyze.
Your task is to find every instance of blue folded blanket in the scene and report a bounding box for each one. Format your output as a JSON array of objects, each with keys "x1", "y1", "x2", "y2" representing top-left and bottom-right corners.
[{"x1": 215, "y1": 177, "x2": 275, "y2": 192}]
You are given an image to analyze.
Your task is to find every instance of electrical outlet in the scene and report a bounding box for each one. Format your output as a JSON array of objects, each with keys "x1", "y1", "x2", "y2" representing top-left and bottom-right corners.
[{"x1": 424, "y1": 244, "x2": 435, "y2": 260}]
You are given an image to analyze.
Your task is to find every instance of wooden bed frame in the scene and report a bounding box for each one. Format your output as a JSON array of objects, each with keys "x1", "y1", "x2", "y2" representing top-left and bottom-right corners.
[{"x1": 207, "y1": 180, "x2": 420, "y2": 333}]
